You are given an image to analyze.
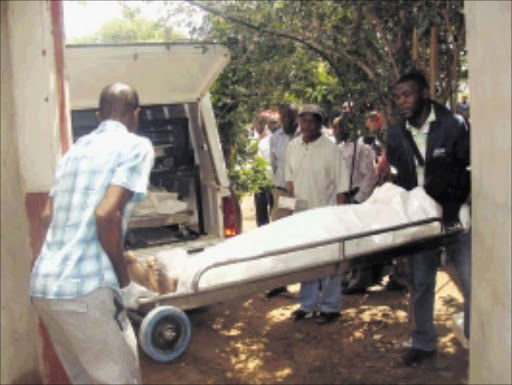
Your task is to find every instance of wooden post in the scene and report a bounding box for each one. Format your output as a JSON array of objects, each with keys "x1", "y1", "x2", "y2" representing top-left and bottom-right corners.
[
  {"x1": 430, "y1": 26, "x2": 439, "y2": 100},
  {"x1": 412, "y1": 27, "x2": 419, "y2": 62}
]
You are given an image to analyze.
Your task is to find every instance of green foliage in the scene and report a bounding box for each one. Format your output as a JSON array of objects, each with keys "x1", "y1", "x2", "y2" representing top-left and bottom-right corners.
[
  {"x1": 72, "y1": 1, "x2": 467, "y2": 198},
  {"x1": 227, "y1": 137, "x2": 273, "y2": 200},
  {"x1": 183, "y1": 0, "x2": 467, "y2": 182},
  {"x1": 189, "y1": 0, "x2": 466, "y2": 112},
  {"x1": 68, "y1": 4, "x2": 186, "y2": 44}
]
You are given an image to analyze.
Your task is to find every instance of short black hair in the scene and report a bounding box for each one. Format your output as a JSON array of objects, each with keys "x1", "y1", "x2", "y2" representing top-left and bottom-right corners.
[
  {"x1": 279, "y1": 101, "x2": 298, "y2": 115},
  {"x1": 396, "y1": 71, "x2": 429, "y2": 91},
  {"x1": 98, "y1": 83, "x2": 139, "y2": 121},
  {"x1": 328, "y1": 106, "x2": 343, "y2": 124}
]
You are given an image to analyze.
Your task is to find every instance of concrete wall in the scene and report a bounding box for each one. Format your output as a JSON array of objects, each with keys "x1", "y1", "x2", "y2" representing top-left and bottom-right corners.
[
  {"x1": 465, "y1": 2, "x2": 512, "y2": 384},
  {"x1": 0, "y1": 2, "x2": 42, "y2": 384},
  {"x1": 5, "y1": 1, "x2": 64, "y2": 192}
]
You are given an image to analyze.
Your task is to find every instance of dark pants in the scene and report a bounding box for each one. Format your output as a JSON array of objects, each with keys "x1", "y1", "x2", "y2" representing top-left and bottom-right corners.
[
  {"x1": 254, "y1": 187, "x2": 273, "y2": 227},
  {"x1": 409, "y1": 230, "x2": 471, "y2": 350}
]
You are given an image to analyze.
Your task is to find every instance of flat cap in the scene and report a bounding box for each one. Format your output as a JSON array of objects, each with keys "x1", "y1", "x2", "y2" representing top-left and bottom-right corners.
[{"x1": 299, "y1": 104, "x2": 324, "y2": 120}]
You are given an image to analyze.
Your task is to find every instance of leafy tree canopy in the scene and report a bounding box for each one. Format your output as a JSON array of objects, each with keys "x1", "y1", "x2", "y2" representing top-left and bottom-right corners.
[
  {"x1": 67, "y1": 0, "x2": 467, "y2": 198},
  {"x1": 179, "y1": 0, "x2": 467, "y2": 196},
  {"x1": 195, "y1": 1, "x2": 465, "y2": 105},
  {"x1": 68, "y1": 4, "x2": 187, "y2": 44}
]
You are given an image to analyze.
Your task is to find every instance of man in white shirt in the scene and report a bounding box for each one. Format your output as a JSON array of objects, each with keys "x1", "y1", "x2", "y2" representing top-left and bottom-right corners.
[
  {"x1": 337, "y1": 138, "x2": 378, "y2": 203},
  {"x1": 333, "y1": 114, "x2": 389, "y2": 295},
  {"x1": 285, "y1": 104, "x2": 350, "y2": 325},
  {"x1": 264, "y1": 102, "x2": 299, "y2": 298},
  {"x1": 253, "y1": 110, "x2": 275, "y2": 226},
  {"x1": 269, "y1": 102, "x2": 300, "y2": 221}
]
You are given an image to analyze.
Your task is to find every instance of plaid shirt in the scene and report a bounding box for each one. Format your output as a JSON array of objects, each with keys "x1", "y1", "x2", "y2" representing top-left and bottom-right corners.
[{"x1": 31, "y1": 120, "x2": 154, "y2": 298}]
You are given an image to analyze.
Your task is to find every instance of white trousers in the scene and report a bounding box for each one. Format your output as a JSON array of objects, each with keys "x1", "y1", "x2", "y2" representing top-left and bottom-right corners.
[{"x1": 32, "y1": 288, "x2": 141, "y2": 385}]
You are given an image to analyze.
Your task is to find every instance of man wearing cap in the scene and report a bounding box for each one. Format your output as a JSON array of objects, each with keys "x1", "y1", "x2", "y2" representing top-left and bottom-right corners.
[{"x1": 285, "y1": 104, "x2": 350, "y2": 325}]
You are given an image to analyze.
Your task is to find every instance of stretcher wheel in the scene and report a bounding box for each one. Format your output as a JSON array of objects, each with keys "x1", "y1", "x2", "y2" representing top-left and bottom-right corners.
[{"x1": 139, "y1": 306, "x2": 191, "y2": 362}]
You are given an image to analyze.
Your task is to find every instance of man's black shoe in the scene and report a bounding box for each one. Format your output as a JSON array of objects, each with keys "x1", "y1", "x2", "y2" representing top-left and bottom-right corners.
[
  {"x1": 342, "y1": 286, "x2": 367, "y2": 295},
  {"x1": 290, "y1": 309, "x2": 313, "y2": 321},
  {"x1": 403, "y1": 348, "x2": 436, "y2": 366},
  {"x1": 265, "y1": 287, "x2": 288, "y2": 298},
  {"x1": 386, "y1": 279, "x2": 407, "y2": 292},
  {"x1": 315, "y1": 312, "x2": 340, "y2": 325}
]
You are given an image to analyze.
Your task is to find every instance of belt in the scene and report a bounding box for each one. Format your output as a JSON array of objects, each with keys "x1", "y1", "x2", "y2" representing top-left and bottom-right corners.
[{"x1": 272, "y1": 186, "x2": 288, "y2": 193}]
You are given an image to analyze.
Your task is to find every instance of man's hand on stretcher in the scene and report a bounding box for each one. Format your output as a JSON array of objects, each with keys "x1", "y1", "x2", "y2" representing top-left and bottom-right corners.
[{"x1": 120, "y1": 281, "x2": 159, "y2": 310}]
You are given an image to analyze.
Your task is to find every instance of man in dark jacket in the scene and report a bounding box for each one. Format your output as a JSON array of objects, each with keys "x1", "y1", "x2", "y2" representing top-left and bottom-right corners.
[{"x1": 386, "y1": 72, "x2": 471, "y2": 366}]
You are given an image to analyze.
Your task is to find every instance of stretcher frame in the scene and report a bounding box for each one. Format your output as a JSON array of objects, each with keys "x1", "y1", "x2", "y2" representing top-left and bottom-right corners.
[{"x1": 136, "y1": 217, "x2": 463, "y2": 313}]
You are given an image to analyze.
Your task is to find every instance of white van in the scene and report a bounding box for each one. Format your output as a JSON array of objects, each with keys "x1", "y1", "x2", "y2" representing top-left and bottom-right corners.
[{"x1": 65, "y1": 43, "x2": 239, "y2": 260}]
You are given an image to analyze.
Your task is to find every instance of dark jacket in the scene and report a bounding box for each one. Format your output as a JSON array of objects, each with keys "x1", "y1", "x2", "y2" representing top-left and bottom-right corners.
[{"x1": 386, "y1": 101, "x2": 470, "y2": 224}]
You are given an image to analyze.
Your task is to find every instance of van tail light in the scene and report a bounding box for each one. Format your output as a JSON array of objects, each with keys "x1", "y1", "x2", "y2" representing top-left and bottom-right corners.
[{"x1": 222, "y1": 195, "x2": 240, "y2": 238}]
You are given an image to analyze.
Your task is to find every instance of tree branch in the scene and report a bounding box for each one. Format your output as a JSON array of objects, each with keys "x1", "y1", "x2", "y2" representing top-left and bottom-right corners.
[
  {"x1": 441, "y1": 6, "x2": 462, "y2": 106},
  {"x1": 366, "y1": 5, "x2": 400, "y2": 79},
  {"x1": 187, "y1": 0, "x2": 376, "y2": 82}
]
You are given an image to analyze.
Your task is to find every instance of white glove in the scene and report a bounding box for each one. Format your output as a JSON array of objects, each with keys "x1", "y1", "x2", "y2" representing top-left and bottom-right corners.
[
  {"x1": 458, "y1": 203, "x2": 471, "y2": 230},
  {"x1": 120, "y1": 281, "x2": 159, "y2": 310}
]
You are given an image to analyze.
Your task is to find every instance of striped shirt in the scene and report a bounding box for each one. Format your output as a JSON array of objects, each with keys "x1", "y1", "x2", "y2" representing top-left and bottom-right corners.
[
  {"x1": 269, "y1": 127, "x2": 300, "y2": 188},
  {"x1": 338, "y1": 139, "x2": 378, "y2": 203},
  {"x1": 31, "y1": 120, "x2": 154, "y2": 298}
]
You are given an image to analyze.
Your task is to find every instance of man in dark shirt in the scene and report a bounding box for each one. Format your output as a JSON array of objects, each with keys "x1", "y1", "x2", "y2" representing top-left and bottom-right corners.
[{"x1": 386, "y1": 72, "x2": 471, "y2": 367}]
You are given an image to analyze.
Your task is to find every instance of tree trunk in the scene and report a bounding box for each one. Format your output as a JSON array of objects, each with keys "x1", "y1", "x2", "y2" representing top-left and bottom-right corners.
[
  {"x1": 412, "y1": 27, "x2": 419, "y2": 62},
  {"x1": 430, "y1": 26, "x2": 439, "y2": 100}
]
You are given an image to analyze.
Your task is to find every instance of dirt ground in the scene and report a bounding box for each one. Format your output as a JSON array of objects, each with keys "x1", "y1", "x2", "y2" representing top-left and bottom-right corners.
[{"x1": 140, "y1": 196, "x2": 469, "y2": 384}]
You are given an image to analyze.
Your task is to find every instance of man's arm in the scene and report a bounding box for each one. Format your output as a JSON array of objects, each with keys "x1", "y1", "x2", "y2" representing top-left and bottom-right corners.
[
  {"x1": 336, "y1": 193, "x2": 345, "y2": 205},
  {"x1": 41, "y1": 197, "x2": 53, "y2": 231},
  {"x1": 284, "y1": 142, "x2": 295, "y2": 197},
  {"x1": 269, "y1": 134, "x2": 278, "y2": 175},
  {"x1": 96, "y1": 185, "x2": 134, "y2": 288},
  {"x1": 356, "y1": 146, "x2": 378, "y2": 202},
  {"x1": 335, "y1": 146, "x2": 349, "y2": 205},
  {"x1": 285, "y1": 181, "x2": 294, "y2": 197}
]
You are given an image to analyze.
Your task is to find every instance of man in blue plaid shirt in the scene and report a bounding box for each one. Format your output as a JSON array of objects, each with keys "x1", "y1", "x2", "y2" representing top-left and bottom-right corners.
[{"x1": 31, "y1": 83, "x2": 157, "y2": 384}]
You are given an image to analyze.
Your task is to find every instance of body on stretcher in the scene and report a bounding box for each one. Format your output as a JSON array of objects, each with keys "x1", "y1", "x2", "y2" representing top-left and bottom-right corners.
[
  {"x1": 127, "y1": 184, "x2": 465, "y2": 363},
  {"x1": 137, "y1": 218, "x2": 462, "y2": 310},
  {"x1": 138, "y1": 183, "x2": 443, "y2": 298}
]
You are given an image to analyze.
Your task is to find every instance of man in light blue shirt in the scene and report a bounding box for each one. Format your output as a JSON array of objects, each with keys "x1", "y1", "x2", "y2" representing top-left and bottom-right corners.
[
  {"x1": 264, "y1": 102, "x2": 299, "y2": 298},
  {"x1": 31, "y1": 83, "x2": 157, "y2": 384},
  {"x1": 269, "y1": 101, "x2": 300, "y2": 220}
]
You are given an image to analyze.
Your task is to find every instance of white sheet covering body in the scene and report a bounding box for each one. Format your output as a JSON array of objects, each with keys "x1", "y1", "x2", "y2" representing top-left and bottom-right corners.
[
  {"x1": 131, "y1": 190, "x2": 188, "y2": 217},
  {"x1": 157, "y1": 184, "x2": 442, "y2": 294}
]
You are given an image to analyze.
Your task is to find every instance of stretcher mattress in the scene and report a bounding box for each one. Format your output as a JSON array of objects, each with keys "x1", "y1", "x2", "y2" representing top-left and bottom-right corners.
[{"x1": 156, "y1": 183, "x2": 442, "y2": 294}]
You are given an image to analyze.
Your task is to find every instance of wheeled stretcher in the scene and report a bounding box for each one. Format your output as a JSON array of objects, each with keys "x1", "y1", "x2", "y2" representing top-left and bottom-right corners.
[{"x1": 127, "y1": 185, "x2": 465, "y2": 362}]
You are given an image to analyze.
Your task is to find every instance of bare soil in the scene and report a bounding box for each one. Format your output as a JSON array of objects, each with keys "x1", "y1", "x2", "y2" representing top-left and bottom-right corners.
[{"x1": 140, "y1": 196, "x2": 469, "y2": 384}]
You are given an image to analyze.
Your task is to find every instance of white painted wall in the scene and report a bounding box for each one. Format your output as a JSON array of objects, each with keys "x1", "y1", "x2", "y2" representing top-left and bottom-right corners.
[
  {"x1": 6, "y1": 0, "x2": 63, "y2": 192},
  {"x1": 465, "y1": 2, "x2": 512, "y2": 384},
  {"x1": 0, "y1": 2, "x2": 42, "y2": 383}
]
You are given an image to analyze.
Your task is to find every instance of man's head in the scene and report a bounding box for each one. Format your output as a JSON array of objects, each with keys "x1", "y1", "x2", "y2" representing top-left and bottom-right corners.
[
  {"x1": 461, "y1": 95, "x2": 468, "y2": 104},
  {"x1": 332, "y1": 116, "x2": 348, "y2": 143},
  {"x1": 254, "y1": 109, "x2": 279, "y2": 136},
  {"x1": 365, "y1": 111, "x2": 382, "y2": 135},
  {"x1": 97, "y1": 82, "x2": 140, "y2": 132},
  {"x1": 279, "y1": 101, "x2": 299, "y2": 135},
  {"x1": 393, "y1": 72, "x2": 429, "y2": 123},
  {"x1": 298, "y1": 104, "x2": 324, "y2": 143},
  {"x1": 327, "y1": 106, "x2": 343, "y2": 128}
]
